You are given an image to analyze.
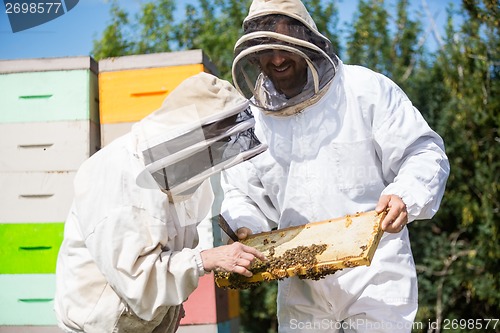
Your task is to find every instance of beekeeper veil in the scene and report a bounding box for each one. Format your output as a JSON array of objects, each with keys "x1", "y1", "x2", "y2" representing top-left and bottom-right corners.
[
  {"x1": 233, "y1": 0, "x2": 339, "y2": 115},
  {"x1": 135, "y1": 72, "x2": 267, "y2": 200}
]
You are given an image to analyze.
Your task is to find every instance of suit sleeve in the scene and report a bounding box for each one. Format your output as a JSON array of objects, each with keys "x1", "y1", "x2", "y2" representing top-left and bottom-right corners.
[
  {"x1": 372, "y1": 77, "x2": 450, "y2": 221},
  {"x1": 83, "y1": 206, "x2": 205, "y2": 321},
  {"x1": 220, "y1": 159, "x2": 279, "y2": 234}
]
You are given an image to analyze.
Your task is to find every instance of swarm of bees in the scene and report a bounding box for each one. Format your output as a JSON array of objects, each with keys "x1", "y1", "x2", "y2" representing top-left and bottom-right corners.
[
  {"x1": 215, "y1": 242, "x2": 340, "y2": 289},
  {"x1": 215, "y1": 210, "x2": 386, "y2": 289}
]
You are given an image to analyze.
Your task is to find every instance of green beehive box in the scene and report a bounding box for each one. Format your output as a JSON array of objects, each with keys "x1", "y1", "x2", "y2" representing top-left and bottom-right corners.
[
  {"x1": 0, "y1": 274, "x2": 57, "y2": 325},
  {"x1": 0, "y1": 223, "x2": 65, "y2": 274},
  {"x1": 0, "y1": 56, "x2": 99, "y2": 123}
]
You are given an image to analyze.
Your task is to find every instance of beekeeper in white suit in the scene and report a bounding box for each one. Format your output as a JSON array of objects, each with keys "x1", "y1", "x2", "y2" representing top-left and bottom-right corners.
[
  {"x1": 221, "y1": 0, "x2": 450, "y2": 332},
  {"x1": 54, "y1": 72, "x2": 267, "y2": 333}
]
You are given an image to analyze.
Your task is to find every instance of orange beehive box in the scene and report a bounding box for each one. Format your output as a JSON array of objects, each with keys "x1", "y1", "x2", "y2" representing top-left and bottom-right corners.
[{"x1": 98, "y1": 50, "x2": 218, "y2": 146}]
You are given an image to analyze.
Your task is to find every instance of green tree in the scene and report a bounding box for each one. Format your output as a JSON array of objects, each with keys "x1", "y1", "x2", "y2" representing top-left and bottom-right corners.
[
  {"x1": 391, "y1": 0, "x2": 424, "y2": 82},
  {"x1": 302, "y1": 0, "x2": 341, "y2": 55},
  {"x1": 92, "y1": 0, "x2": 132, "y2": 60},
  {"x1": 346, "y1": 0, "x2": 424, "y2": 84},
  {"x1": 239, "y1": 282, "x2": 278, "y2": 333},
  {"x1": 134, "y1": 0, "x2": 176, "y2": 54},
  {"x1": 411, "y1": 0, "x2": 500, "y2": 331},
  {"x1": 92, "y1": 0, "x2": 340, "y2": 81},
  {"x1": 346, "y1": 0, "x2": 393, "y2": 75},
  {"x1": 92, "y1": 0, "x2": 176, "y2": 59},
  {"x1": 172, "y1": 0, "x2": 252, "y2": 80}
]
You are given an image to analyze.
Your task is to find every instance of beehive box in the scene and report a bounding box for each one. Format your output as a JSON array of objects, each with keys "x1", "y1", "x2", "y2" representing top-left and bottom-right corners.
[
  {"x1": 0, "y1": 274, "x2": 57, "y2": 325},
  {"x1": 0, "y1": 56, "x2": 99, "y2": 124},
  {"x1": 215, "y1": 210, "x2": 386, "y2": 289},
  {"x1": 98, "y1": 49, "x2": 218, "y2": 146},
  {"x1": 0, "y1": 56, "x2": 98, "y2": 331}
]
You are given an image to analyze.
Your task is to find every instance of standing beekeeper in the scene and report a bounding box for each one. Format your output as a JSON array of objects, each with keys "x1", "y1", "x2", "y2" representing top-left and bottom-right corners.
[
  {"x1": 54, "y1": 72, "x2": 267, "y2": 333},
  {"x1": 221, "y1": 0, "x2": 450, "y2": 332}
]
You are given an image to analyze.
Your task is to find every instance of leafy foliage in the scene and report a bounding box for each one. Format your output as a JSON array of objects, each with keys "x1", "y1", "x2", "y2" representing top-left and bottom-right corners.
[
  {"x1": 92, "y1": 1, "x2": 499, "y2": 332},
  {"x1": 172, "y1": 0, "x2": 252, "y2": 80},
  {"x1": 346, "y1": 0, "x2": 393, "y2": 74},
  {"x1": 411, "y1": 1, "x2": 499, "y2": 330},
  {"x1": 91, "y1": 0, "x2": 339, "y2": 81},
  {"x1": 346, "y1": 1, "x2": 499, "y2": 331},
  {"x1": 92, "y1": 1, "x2": 132, "y2": 59},
  {"x1": 239, "y1": 282, "x2": 278, "y2": 333}
]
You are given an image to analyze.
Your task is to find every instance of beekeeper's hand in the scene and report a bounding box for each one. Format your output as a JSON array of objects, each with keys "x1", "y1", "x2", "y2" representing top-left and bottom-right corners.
[
  {"x1": 236, "y1": 227, "x2": 253, "y2": 241},
  {"x1": 225, "y1": 227, "x2": 252, "y2": 244},
  {"x1": 200, "y1": 241, "x2": 266, "y2": 277},
  {"x1": 376, "y1": 194, "x2": 408, "y2": 233}
]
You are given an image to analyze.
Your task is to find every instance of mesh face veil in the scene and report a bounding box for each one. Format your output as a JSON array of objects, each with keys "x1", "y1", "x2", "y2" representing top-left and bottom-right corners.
[
  {"x1": 135, "y1": 73, "x2": 267, "y2": 199},
  {"x1": 142, "y1": 106, "x2": 264, "y2": 197},
  {"x1": 233, "y1": 14, "x2": 339, "y2": 115}
]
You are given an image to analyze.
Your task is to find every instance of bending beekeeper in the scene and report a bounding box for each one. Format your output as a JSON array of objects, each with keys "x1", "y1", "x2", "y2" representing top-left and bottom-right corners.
[
  {"x1": 54, "y1": 72, "x2": 267, "y2": 333},
  {"x1": 221, "y1": 0, "x2": 450, "y2": 332}
]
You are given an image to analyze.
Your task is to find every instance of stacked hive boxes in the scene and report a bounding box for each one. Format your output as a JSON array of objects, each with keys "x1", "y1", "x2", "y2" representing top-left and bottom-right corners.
[
  {"x1": 98, "y1": 50, "x2": 240, "y2": 333},
  {"x1": 0, "y1": 50, "x2": 240, "y2": 332},
  {"x1": 0, "y1": 57, "x2": 99, "y2": 331}
]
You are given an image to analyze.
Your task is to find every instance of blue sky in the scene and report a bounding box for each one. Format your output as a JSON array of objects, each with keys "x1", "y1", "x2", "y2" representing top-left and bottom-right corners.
[{"x1": 0, "y1": 0, "x2": 460, "y2": 61}]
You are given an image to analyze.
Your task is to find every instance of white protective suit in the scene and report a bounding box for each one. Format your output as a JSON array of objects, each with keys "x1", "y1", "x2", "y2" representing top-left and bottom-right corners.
[
  {"x1": 221, "y1": 0, "x2": 450, "y2": 332},
  {"x1": 54, "y1": 72, "x2": 265, "y2": 333}
]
